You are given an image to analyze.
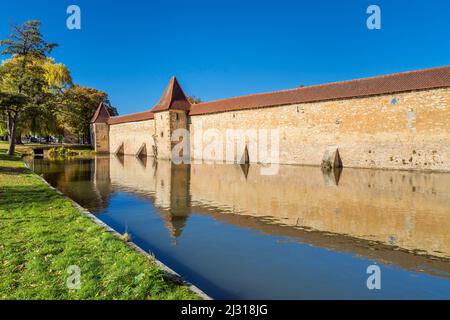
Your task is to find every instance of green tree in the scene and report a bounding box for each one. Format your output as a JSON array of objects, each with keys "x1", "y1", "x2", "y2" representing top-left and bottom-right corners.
[
  {"x1": 0, "y1": 56, "x2": 71, "y2": 145},
  {"x1": 61, "y1": 85, "x2": 117, "y2": 144},
  {"x1": 21, "y1": 58, "x2": 72, "y2": 139},
  {"x1": 0, "y1": 20, "x2": 57, "y2": 155},
  {"x1": 0, "y1": 91, "x2": 28, "y2": 142},
  {"x1": 0, "y1": 113, "x2": 6, "y2": 138}
]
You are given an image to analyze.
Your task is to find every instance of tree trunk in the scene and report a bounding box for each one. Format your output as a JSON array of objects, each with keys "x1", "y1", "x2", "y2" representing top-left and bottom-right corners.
[
  {"x1": 86, "y1": 131, "x2": 91, "y2": 145},
  {"x1": 7, "y1": 112, "x2": 17, "y2": 156},
  {"x1": 15, "y1": 132, "x2": 23, "y2": 145}
]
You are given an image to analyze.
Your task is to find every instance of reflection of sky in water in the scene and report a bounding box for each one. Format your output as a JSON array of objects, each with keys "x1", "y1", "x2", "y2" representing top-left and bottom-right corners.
[{"x1": 31, "y1": 156, "x2": 450, "y2": 299}]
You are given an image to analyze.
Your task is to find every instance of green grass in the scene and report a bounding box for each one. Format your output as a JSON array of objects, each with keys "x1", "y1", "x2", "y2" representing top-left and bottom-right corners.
[
  {"x1": 0, "y1": 142, "x2": 199, "y2": 300},
  {"x1": 0, "y1": 141, "x2": 94, "y2": 156}
]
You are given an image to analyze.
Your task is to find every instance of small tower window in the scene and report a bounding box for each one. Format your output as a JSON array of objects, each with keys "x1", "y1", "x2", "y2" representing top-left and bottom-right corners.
[
  {"x1": 176, "y1": 113, "x2": 179, "y2": 121},
  {"x1": 161, "y1": 131, "x2": 164, "y2": 138}
]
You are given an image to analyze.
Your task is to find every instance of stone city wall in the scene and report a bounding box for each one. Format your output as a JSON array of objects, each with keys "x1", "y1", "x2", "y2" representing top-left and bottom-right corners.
[
  {"x1": 106, "y1": 88, "x2": 450, "y2": 171},
  {"x1": 109, "y1": 120, "x2": 155, "y2": 156},
  {"x1": 190, "y1": 88, "x2": 450, "y2": 171}
]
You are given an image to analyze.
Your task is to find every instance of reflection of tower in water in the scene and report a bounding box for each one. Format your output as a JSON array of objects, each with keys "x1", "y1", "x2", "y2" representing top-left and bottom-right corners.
[{"x1": 155, "y1": 162, "x2": 192, "y2": 243}]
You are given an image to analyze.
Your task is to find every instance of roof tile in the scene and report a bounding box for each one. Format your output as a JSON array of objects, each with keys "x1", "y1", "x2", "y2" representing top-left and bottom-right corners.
[
  {"x1": 190, "y1": 66, "x2": 450, "y2": 115},
  {"x1": 90, "y1": 102, "x2": 110, "y2": 123},
  {"x1": 151, "y1": 76, "x2": 191, "y2": 112},
  {"x1": 108, "y1": 111, "x2": 154, "y2": 125},
  {"x1": 105, "y1": 66, "x2": 450, "y2": 125}
]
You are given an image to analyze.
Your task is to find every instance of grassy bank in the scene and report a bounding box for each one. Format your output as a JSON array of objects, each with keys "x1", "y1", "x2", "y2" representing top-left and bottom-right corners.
[
  {"x1": 3, "y1": 142, "x2": 94, "y2": 156},
  {"x1": 0, "y1": 142, "x2": 199, "y2": 299}
]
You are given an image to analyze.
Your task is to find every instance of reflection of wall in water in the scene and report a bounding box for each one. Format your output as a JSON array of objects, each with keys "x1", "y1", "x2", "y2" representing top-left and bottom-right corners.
[
  {"x1": 190, "y1": 163, "x2": 450, "y2": 258},
  {"x1": 103, "y1": 156, "x2": 450, "y2": 258}
]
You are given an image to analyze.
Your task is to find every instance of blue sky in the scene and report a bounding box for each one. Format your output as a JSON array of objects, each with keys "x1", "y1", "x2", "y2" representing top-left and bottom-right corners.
[{"x1": 1, "y1": 0, "x2": 449, "y2": 115}]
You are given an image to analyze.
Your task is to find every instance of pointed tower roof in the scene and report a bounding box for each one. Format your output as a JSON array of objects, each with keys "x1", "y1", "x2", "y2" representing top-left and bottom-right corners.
[
  {"x1": 151, "y1": 76, "x2": 191, "y2": 113},
  {"x1": 90, "y1": 102, "x2": 111, "y2": 123},
  {"x1": 165, "y1": 214, "x2": 189, "y2": 239}
]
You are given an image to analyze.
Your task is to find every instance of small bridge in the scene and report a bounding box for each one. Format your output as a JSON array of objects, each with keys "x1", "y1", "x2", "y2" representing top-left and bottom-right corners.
[{"x1": 32, "y1": 148, "x2": 45, "y2": 157}]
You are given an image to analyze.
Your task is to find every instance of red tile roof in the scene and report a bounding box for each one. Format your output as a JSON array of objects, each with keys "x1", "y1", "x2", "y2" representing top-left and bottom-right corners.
[
  {"x1": 108, "y1": 110, "x2": 154, "y2": 125},
  {"x1": 90, "y1": 102, "x2": 110, "y2": 123},
  {"x1": 151, "y1": 76, "x2": 191, "y2": 113},
  {"x1": 104, "y1": 66, "x2": 449, "y2": 125},
  {"x1": 107, "y1": 76, "x2": 190, "y2": 125},
  {"x1": 189, "y1": 66, "x2": 450, "y2": 116}
]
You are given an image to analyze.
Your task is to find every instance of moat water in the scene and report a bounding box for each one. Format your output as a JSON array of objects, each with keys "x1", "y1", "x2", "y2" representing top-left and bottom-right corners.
[{"x1": 29, "y1": 155, "x2": 450, "y2": 299}]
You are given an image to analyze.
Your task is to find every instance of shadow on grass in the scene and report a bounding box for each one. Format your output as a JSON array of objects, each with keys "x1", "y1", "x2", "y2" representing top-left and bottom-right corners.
[
  {"x1": 0, "y1": 152, "x2": 30, "y2": 174},
  {"x1": 0, "y1": 166, "x2": 30, "y2": 174},
  {"x1": 0, "y1": 153, "x2": 21, "y2": 161},
  {"x1": 0, "y1": 183, "x2": 60, "y2": 209},
  {"x1": 0, "y1": 152, "x2": 65, "y2": 208}
]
